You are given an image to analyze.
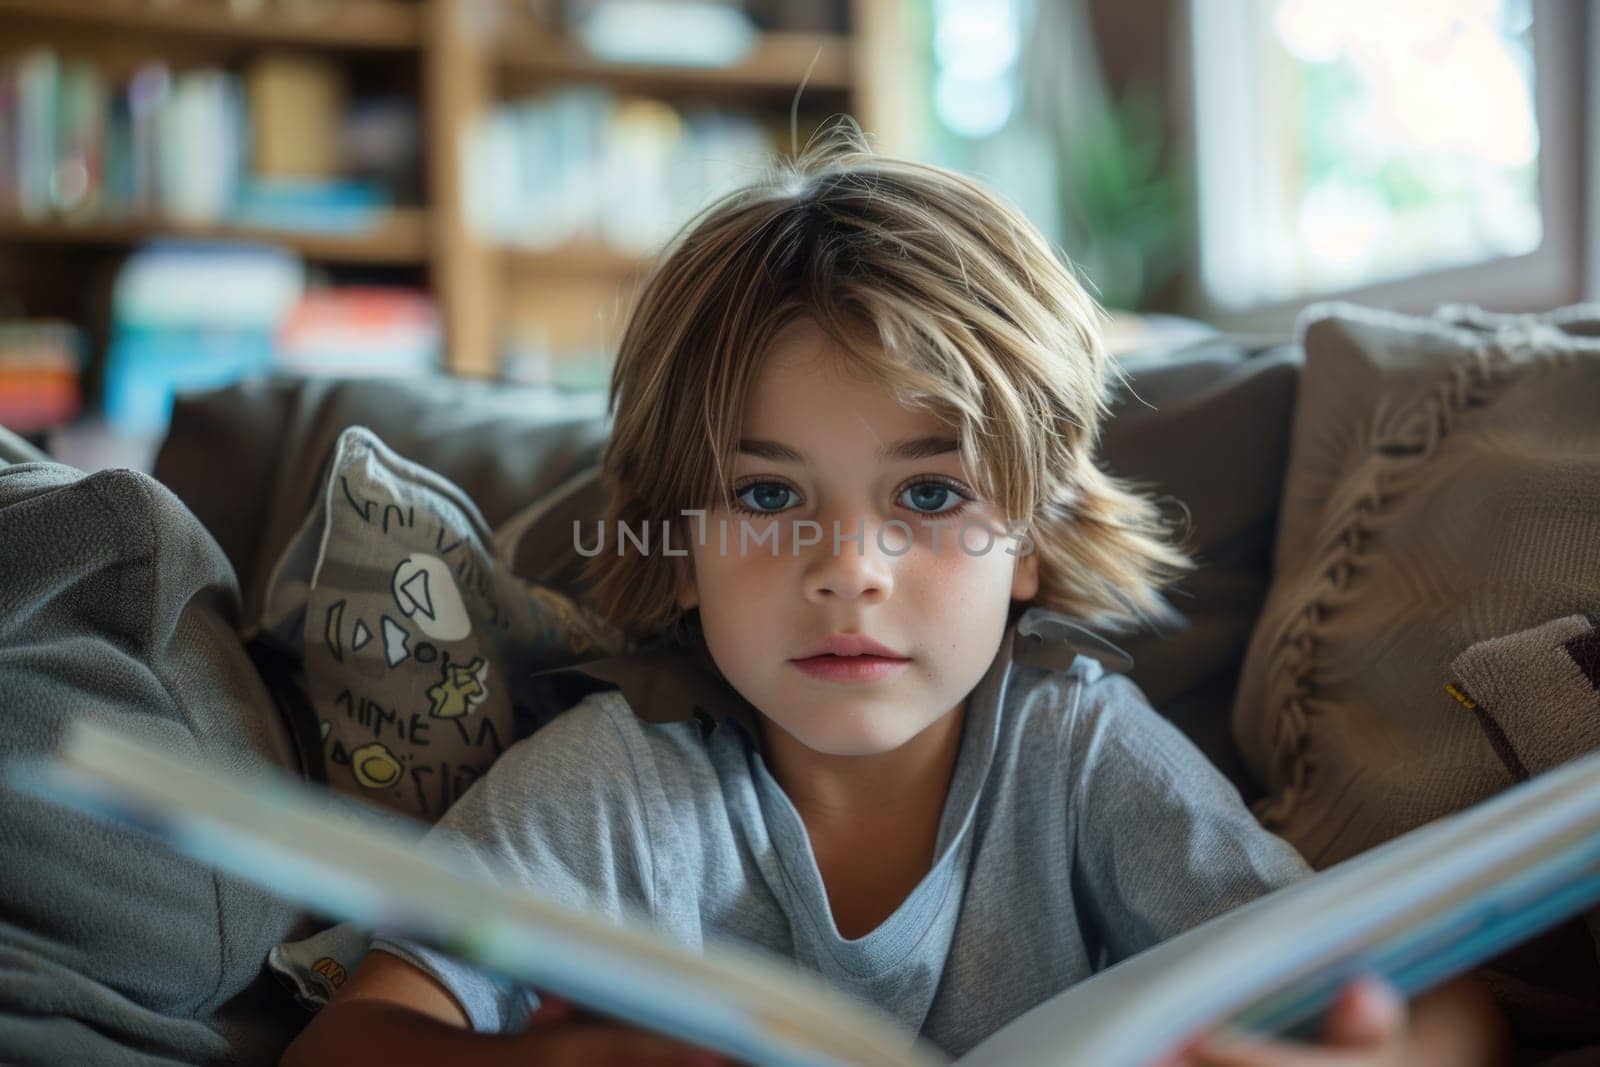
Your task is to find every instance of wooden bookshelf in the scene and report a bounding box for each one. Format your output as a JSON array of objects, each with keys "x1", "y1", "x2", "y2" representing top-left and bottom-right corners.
[
  {"x1": 0, "y1": 0, "x2": 423, "y2": 51},
  {"x1": 501, "y1": 240, "x2": 648, "y2": 277},
  {"x1": 498, "y1": 28, "x2": 853, "y2": 98},
  {"x1": 0, "y1": 209, "x2": 430, "y2": 265},
  {"x1": 0, "y1": 0, "x2": 914, "y2": 385}
]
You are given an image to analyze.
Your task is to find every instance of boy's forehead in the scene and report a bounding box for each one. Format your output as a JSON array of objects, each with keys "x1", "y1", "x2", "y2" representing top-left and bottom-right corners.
[
  {"x1": 739, "y1": 365, "x2": 957, "y2": 449},
  {"x1": 748, "y1": 325, "x2": 951, "y2": 430},
  {"x1": 728, "y1": 317, "x2": 982, "y2": 479},
  {"x1": 756, "y1": 319, "x2": 870, "y2": 384}
]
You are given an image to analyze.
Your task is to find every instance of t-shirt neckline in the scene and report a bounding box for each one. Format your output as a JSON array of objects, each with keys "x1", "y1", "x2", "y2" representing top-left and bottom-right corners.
[{"x1": 744, "y1": 623, "x2": 1017, "y2": 976}]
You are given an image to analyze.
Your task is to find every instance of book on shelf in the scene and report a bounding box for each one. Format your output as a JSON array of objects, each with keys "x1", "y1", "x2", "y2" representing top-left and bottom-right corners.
[
  {"x1": 0, "y1": 46, "x2": 407, "y2": 237},
  {"x1": 0, "y1": 319, "x2": 84, "y2": 433},
  {"x1": 9, "y1": 715, "x2": 1600, "y2": 1066},
  {"x1": 465, "y1": 85, "x2": 774, "y2": 254}
]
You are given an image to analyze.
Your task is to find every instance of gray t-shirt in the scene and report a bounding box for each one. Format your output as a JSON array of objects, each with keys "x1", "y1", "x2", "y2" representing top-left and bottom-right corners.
[{"x1": 365, "y1": 632, "x2": 1312, "y2": 1058}]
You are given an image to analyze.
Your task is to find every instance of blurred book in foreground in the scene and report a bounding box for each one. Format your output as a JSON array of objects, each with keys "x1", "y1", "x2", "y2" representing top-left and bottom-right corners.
[{"x1": 9, "y1": 717, "x2": 1600, "y2": 1066}]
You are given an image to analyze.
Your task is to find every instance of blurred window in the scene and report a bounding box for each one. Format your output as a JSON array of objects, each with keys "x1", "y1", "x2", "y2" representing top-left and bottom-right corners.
[{"x1": 1191, "y1": 0, "x2": 1549, "y2": 310}]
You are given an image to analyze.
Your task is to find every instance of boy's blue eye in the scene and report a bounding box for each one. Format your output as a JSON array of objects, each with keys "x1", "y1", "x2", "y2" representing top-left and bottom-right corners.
[
  {"x1": 734, "y1": 482, "x2": 797, "y2": 514},
  {"x1": 730, "y1": 479, "x2": 972, "y2": 516},
  {"x1": 899, "y1": 481, "x2": 967, "y2": 515}
]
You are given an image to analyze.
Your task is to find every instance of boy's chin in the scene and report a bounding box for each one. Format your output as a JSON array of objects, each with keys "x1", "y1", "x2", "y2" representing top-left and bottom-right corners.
[{"x1": 773, "y1": 711, "x2": 944, "y2": 758}]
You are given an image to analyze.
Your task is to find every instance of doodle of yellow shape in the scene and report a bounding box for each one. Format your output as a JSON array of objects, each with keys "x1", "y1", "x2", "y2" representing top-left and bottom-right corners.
[
  {"x1": 427, "y1": 656, "x2": 489, "y2": 719},
  {"x1": 311, "y1": 956, "x2": 348, "y2": 989},
  {"x1": 351, "y1": 741, "x2": 403, "y2": 789}
]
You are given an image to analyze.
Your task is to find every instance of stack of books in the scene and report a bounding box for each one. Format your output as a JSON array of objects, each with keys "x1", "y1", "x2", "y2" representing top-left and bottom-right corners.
[
  {"x1": 0, "y1": 320, "x2": 83, "y2": 434},
  {"x1": 102, "y1": 240, "x2": 303, "y2": 434},
  {"x1": 276, "y1": 286, "x2": 440, "y2": 379},
  {"x1": 465, "y1": 86, "x2": 775, "y2": 254},
  {"x1": 0, "y1": 48, "x2": 400, "y2": 231}
]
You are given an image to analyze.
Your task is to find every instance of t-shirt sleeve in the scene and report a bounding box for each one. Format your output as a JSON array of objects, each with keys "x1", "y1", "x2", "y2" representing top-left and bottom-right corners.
[
  {"x1": 1061, "y1": 671, "x2": 1313, "y2": 966},
  {"x1": 368, "y1": 695, "x2": 659, "y2": 1035}
]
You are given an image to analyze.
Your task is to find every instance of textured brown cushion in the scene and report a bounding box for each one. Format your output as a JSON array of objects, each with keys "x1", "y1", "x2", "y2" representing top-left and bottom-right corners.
[
  {"x1": 1233, "y1": 302, "x2": 1600, "y2": 860},
  {"x1": 1449, "y1": 611, "x2": 1600, "y2": 1052},
  {"x1": 1231, "y1": 301, "x2": 1600, "y2": 1050}
]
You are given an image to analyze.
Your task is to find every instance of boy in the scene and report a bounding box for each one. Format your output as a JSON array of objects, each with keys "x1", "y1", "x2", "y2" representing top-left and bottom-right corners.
[{"x1": 280, "y1": 123, "x2": 1505, "y2": 1066}]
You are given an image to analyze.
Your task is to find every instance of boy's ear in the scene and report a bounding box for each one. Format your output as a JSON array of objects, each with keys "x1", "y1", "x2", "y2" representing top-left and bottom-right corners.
[{"x1": 1011, "y1": 543, "x2": 1039, "y2": 603}]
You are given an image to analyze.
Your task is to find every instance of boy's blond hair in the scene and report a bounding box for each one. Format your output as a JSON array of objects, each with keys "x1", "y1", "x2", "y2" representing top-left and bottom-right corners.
[{"x1": 580, "y1": 118, "x2": 1192, "y2": 648}]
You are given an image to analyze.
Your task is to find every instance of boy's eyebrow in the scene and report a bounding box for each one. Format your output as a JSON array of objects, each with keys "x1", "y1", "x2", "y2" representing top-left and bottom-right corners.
[{"x1": 736, "y1": 435, "x2": 959, "y2": 462}]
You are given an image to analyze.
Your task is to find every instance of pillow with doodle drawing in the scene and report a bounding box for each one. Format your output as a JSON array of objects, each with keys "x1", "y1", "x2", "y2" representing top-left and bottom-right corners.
[{"x1": 254, "y1": 424, "x2": 629, "y2": 824}]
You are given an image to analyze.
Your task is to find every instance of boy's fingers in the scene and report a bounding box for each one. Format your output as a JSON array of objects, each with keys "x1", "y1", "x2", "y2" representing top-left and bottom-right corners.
[
  {"x1": 1166, "y1": 979, "x2": 1407, "y2": 1067},
  {"x1": 1146, "y1": 1039, "x2": 1200, "y2": 1067},
  {"x1": 526, "y1": 990, "x2": 575, "y2": 1025},
  {"x1": 1187, "y1": 1031, "x2": 1370, "y2": 1067},
  {"x1": 1322, "y1": 977, "x2": 1406, "y2": 1050},
  {"x1": 545, "y1": 1023, "x2": 735, "y2": 1065}
]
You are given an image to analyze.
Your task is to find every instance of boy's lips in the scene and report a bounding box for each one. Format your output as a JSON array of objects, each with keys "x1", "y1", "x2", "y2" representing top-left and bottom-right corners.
[
  {"x1": 789, "y1": 634, "x2": 911, "y2": 684},
  {"x1": 788, "y1": 654, "x2": 910, "y2": 683},
  {"x1": 792, "y1": 634, "x2": 907, "y2": 659}
]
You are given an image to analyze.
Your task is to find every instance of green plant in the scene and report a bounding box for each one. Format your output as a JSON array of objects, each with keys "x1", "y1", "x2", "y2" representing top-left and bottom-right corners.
[{"x1": 1054, "y1": 84, "x2": 1187, "y2": 311}]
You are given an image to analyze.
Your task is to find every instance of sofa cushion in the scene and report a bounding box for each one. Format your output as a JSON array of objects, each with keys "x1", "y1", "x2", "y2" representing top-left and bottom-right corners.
[
  {"x1": 1450, "y1": 612, "x2": 1600, "y2": 1006},
  {"x1": 1233, "y1": 302, "x2": 1600, "y2": 860},
  {"x1": 0, "y1": 425, "x2": 50, "y2": 466},
  {"x1": 497, "y1": 462, "x2": 612, "y2": 601},
  {"x1": 1230, "y1": 301, "x2": 1600, "y2": 1048},
  {"x1": 0, "y1": 462, "x2": 308, "y2": 1065},
  {"x1": 1099, "y1": 339, "x2": 1301, "y2": 796},
  {"x1": 1452, "y1": 612, "x2": 1600, "y2": 785},
  {"x1": 256, "y1": 426, "x2": 626, "y2": 822},
  {"x1": 153, "y1": 375, "x2": 611, "y2": 631}
]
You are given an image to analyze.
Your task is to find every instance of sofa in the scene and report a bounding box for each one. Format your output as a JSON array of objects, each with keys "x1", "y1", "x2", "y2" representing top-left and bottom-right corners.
[{"x1": 1, "y1": 300, "x2": 1596, "y2": 1065}]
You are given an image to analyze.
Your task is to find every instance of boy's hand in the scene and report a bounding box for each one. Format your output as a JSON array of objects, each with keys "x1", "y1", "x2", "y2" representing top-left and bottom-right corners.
[
  {"x1": 1162, "y1": 977, "x2": 1407, "y2": 1067},
  {"x1": 1158, "y1": 974, "x2": 1509, "y2": 1067},
  {"x1": 512, "y1": 989, "x2": 743, "y2": 1067}
]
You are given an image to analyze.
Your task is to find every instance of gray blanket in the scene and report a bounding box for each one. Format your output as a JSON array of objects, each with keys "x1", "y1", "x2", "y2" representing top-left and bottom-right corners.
[{"x1": 0, "y1": 460, "x2": 311, "y2": 1065}]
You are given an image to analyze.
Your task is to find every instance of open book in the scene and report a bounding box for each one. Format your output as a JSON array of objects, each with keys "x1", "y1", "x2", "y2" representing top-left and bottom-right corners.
[{"x1": 9, "y1": 717, "x2": 1600, "y2": 1066}]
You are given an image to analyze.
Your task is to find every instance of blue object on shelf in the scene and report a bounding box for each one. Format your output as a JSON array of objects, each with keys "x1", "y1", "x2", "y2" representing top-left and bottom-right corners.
[
  {"x1": 102, "y1": 324, "x2": 277, "y2": 436},
  {"x1": 230, "y1": 178, "x2": 392, "y2": 234},
  {"x1": 101, "y1": 239, "x2": 304, "y2": 435}
]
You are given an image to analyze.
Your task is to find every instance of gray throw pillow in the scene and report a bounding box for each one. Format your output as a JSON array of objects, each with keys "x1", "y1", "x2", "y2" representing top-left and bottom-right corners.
[
  {"x1": 154, "y1": 375, "x2": 611, "y2": 631},
  {"x1": 0, "y1": 462, "x2": 307, "y2": 1065},
  {"x1": 256, "y1": 426, "x2": 627, "y2": 823}
]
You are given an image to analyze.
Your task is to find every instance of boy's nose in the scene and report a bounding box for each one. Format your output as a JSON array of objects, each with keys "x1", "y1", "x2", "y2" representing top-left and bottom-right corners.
[{"x1": 800, "y1": 518, "x2": 899, "y2": 603}]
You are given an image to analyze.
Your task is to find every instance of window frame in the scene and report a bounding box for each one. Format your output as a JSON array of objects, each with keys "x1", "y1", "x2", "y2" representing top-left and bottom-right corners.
[{"x1": 1180, "y1": 0, "x2": 1590, "y2": 332}]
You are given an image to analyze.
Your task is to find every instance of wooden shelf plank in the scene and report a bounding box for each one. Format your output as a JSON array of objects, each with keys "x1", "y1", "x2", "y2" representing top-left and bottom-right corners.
[
  {"x1": 0, "y1": 208, "x2": 431, "y2": 264},
  {"x1": 0, "y1": 0, "x2": 423, "y2": 51},
  {"x1": 498, "y1": 29, "x2": 853, "y2": 97},
  {"x1": 500, "y1": 239, "x2": 650, "y2": 276}
]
